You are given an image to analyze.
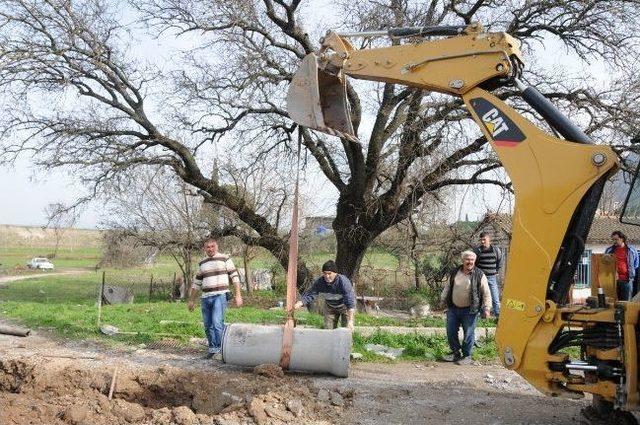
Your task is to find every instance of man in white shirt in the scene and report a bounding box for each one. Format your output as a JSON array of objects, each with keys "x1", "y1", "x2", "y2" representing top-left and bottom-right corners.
[
  {"x1": 440, "y1": 250, "x2": 491, "y2": 365},
  {"x1": 189, "y1": 239, "x2": 243, "y2": 360}
]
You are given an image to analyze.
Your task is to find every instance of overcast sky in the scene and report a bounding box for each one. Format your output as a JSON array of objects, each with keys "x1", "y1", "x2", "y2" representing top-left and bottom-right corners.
[
  {"x1": 0, "y1": 2, "x2": 608, "y2": 229},
  {"x1": 0, "y1": 159, "x2": 99, "y2": 228},
  {"x1": 0, "y1": 1, "x2": 343, "y2": 229}
]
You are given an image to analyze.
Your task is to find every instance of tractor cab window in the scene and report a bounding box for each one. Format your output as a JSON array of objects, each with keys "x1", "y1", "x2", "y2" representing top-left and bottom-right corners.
[{"x1": 621, "y1": 161, "x2": 640, "y2": 226}]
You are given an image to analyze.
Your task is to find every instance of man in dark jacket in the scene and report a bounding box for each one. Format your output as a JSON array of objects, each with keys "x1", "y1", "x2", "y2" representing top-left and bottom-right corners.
[
  {"x1": 295, "y1": 260, "x2": 356, "y2": 329},
  {"x1": 604, "y1": 230, "x2": 639, "y2": 300},
  {"x1": 440, "y1": 250, "x2": 492, "y2": 365}
]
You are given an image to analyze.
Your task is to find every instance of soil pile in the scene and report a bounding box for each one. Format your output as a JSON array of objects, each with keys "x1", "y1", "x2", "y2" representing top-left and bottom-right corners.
[{"x1": 0, "y1": 358, "x2": 352, "y2": 424}]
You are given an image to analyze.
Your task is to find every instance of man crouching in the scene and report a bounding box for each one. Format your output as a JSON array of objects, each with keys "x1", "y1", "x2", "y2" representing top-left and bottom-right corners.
[
  {"x1": 294, "y1": 260, "x2": 356, "y2": 330},
  {"x1": 441, "y1": 250, "x2": 491, "y2": 365}
]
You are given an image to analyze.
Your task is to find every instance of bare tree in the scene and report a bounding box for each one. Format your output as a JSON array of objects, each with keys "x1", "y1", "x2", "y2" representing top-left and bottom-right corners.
[
  {"x1": 43, "y1": 202, "x2": 78, "y2": 258},
  {"x1": 371, "y1": 190, "x2": 454, "y2": 289},
  {"x1": 1, "y1": 0, "x2": 639, "y2": 285},
  {"x1": 103, "y1": 167, "x2": 211, "y2": 287}
]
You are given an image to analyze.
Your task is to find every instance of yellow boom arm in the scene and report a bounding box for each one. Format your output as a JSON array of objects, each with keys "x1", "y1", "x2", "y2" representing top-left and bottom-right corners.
[{"x1": 287, "y1": 23, "x2": 640, "y2": 413}]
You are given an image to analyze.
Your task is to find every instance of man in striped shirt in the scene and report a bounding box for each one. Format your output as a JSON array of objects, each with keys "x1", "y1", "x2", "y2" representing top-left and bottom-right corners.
[
  {"x1": 188, "y1": 239, "x2": 243, "y2": 359},
  {"x1": 473, "y1": 232, "x2": 503, "y2": 319}
]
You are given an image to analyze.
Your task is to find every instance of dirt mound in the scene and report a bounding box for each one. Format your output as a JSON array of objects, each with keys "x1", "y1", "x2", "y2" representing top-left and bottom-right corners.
[{"x1": 0, "y1": 358, "x2": 352, "y2": 424}]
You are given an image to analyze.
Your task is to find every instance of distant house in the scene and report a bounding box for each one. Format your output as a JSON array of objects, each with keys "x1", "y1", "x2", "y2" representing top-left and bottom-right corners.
[
  {"x1": 303, "y1": 216, "x2": 335, "y2": 236},
  {"x1": 473, "y1": 213, "x2": 640, "y2": 288}
]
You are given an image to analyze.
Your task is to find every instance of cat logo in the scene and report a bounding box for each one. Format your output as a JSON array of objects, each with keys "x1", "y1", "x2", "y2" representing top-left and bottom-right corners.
[
  {"x1": 482, "y1": 108, "x2": 509, "y2": 137},
  {"x1": 470, "y1": 98, "x2": 526, "y2": 147}
]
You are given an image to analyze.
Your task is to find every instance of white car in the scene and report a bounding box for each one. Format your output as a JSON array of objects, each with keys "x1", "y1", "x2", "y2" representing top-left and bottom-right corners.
[{"x1": 26, "y1": 257, "x2": 55, "y2": 270}]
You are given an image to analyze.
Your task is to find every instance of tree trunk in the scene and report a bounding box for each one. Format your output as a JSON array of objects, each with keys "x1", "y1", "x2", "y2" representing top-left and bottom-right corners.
[
  {"x1": 53, "y1": 229, "x2": 61, "y2": 259},
  {"x1": 334, "y1": 231, "x2": 369, "y2": 282},
  {"x1": 295, "y1": 262, "x2": 313, "y2": 294},
  {"x1": 409, "y1": 215, "x2": 421, "y2": 290},
  {"x1": 243, "y1": 245, "x2": 253, "y2": 293},
  {"x1": 183, "y1": 249, "x2": 193, "y2": 288},
  {"x1": 332, "y1": 191, "x2": 372, "y2": 282},
  {"x1": 413, "y1": 258, "x2": 421, "y2": 290},
  {"x1": 261, "y1": 235, "x2": 313, "y2": 295}
]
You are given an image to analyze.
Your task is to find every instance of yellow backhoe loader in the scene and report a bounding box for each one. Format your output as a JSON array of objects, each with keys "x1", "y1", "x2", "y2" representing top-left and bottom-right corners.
[{"x1": 287, "y1": 23, "x2": 640, "y2": 423}]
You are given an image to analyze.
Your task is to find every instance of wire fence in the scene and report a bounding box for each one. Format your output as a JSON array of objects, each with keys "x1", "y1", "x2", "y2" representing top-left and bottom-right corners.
[
  {"x1": 356, "y1": 266, "x2": 417, "y2": 298},
  {"x1": 97, "y1": 269, "x2": 181, "y2": 304}
]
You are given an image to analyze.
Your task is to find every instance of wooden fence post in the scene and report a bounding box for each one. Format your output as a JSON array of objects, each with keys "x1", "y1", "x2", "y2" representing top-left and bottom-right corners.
[
  {"x1": 172, "y1": 272, "x2": 177, "y2": 300},
  {"x1": 97, "y1": 271, "x2": 105, "y2": 327},
  {"x1": 149, "y1": 274, "x2": 154, "y2": 303}
]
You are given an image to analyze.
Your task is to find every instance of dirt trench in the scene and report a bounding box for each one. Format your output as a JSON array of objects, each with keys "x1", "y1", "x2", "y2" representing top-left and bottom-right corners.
[{"x1": 0, "y1": 358, "x2": 352, "y2": 425}]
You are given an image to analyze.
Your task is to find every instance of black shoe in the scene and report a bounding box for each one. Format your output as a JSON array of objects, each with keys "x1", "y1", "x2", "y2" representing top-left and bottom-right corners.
[
  {"x1": 442, "y1": 353, "x2": 461, "y2": 362},
  {"x1": 204, "y1": 352, "x2": 215, "y2": 359}
]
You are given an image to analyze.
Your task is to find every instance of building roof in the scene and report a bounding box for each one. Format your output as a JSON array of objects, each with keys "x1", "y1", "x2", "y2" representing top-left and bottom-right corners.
[
  {"x1": 587, "y1": 215, "x2": 640, "y2": 244},
  {"x1": 473, "y1": 213, "x2": 640, "y2": 245}
]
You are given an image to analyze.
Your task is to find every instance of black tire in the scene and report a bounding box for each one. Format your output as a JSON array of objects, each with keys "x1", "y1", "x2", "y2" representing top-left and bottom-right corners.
[{"x1": 581, "y1": 396, "x2": 638, "y2": 425}]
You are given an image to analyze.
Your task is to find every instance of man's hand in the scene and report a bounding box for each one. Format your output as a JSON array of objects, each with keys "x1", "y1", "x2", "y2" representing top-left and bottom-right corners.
[
  {"x1": 346, "y1": 308, "x2": 356, "y2": 331},
  {"x1": 235, "y1": 294, "x2": 243, "y2": 308},
  {"x1": 294, "y1": 301, "x2": 304, "y2": 310},
  {"x1": 188, "y1": 300, "x2": 195, "y2": 312},
  {"x1": 481, "y1": 308, "x2": 490, "y2": 319}
]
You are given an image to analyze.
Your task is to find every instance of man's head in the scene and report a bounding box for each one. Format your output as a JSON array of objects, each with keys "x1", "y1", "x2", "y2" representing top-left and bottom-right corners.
[
  {"x1": 203, "y1": 238, "x2": 219, "y2": 257},
  {"x1": 322, "y1": 260, "x2": 338, "y2": 283},
  {"x1": 461, "y1": 250, "x2": 477, "y2": 273},
  {"x1": 479, "y1": 231, "x2": 491, "y2": 248},
  {"x1": 611, "y1": 231, "x2": 627, "y2": 247}
]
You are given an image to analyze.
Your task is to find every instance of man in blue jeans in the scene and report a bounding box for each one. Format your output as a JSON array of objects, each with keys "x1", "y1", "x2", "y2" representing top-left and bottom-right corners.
[
  {"x1": 604, "y1": 230, "x2": 639, "y2": 301},
  {"x1": 474, "y1": 232, "x2": 503, "y2": 319},
  {"x1": 441, "y1": 250, "x2": 492, "y2": 365},
  {"x1": 188, "y1": 239, "x2": 243, "y2": 360}
]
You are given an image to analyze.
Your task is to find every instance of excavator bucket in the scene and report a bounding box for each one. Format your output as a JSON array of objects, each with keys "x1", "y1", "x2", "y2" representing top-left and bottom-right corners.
[{"x1": 286, "y1": 53, "x2": 357, "y2": 141}]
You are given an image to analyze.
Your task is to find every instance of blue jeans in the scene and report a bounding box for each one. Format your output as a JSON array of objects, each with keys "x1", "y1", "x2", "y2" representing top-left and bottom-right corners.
[
  {"x1": 617, "y1": 280, "x2": 632, "y2": 301},
  {"x1": 446, "y1": 306, "x2": 479, "y2": 358},
  {"x1": 486, "y1": 275, "x2": 501, "y2": 317},
  {"x1": 201, "y1": 294, "x2": 227, "y2": 354}
]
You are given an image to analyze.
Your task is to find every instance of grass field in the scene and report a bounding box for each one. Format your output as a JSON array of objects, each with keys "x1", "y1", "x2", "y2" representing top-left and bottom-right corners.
[
  {"x1": 0, "y1": 246, "x2": 103, "y2": 270},
  {"x1": 0, "y1": 271, "x2": 497, "y2": 362},
  {"x1": 0, "y1": 298, "x2": 497, "y2": 361},
  {"x1": 0, "y1": 235, "x2": 493, "y2": 362}
]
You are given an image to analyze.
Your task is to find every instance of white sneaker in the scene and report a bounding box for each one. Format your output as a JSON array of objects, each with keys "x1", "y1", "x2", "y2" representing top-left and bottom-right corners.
[{"x1": 455, "y1": 356, "x2": 472, "y2": 365}]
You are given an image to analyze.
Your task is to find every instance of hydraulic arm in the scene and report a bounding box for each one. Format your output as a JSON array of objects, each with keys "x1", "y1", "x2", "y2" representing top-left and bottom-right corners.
[{"x1": 287, "y1": 22, "x2": 640, "y2": 418}]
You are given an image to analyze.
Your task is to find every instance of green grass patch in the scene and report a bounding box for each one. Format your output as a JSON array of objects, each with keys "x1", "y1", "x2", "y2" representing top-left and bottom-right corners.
[
  {"x1": 0, "y1": 262, "x2": 496, "y2": 362},
  {"x1": 355, "y1": 314, "x2": 495, "y2": 328},
  {"x1": 0, "y1": 298, "x2": 498, "y2": 362},
  {"x1": 0, "y1": 246, "x2": 102, "y2": 270},
  {"x1": 0, "y1": 273, "x2": 100, "y2": 304},
  {"x1": 1, "y1": 296, "x2": 497, "y2": 363},
  {"x1": 352, "y1": 330, "x2": 498, "y2": 362}
]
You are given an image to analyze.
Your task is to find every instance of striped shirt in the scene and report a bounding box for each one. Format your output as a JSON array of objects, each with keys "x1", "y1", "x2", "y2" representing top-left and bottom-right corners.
[
  {"x1": 474, "y1": 245, "x2": 502, "y2": 276},
  {"x1": 192, "y1": 254, "x2": 240, "y2": 298}
]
